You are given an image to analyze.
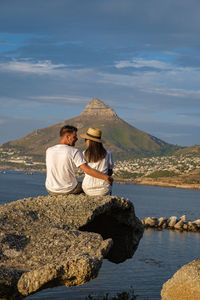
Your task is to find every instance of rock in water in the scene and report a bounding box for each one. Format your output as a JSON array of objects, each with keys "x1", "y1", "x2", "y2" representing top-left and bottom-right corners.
[
  {"x1": 161, "y1": 259, "x2": 200, "y2": 300},
  {"x1": 168, "y1": 216, "x2": 178, "y2": 227},
  {"x1": 0, "y1": 194, "x2": 143, "y2": 298}
]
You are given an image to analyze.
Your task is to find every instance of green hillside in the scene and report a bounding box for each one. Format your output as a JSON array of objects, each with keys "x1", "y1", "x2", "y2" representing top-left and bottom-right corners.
[{"x1": 1, "y1": 98, "x2": 181, "y2": 161}]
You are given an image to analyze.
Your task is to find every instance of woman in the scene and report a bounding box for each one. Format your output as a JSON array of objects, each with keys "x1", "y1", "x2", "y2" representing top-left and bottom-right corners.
[{"x1": 80, "y1": 127, "x2": 114, "y2": 196}]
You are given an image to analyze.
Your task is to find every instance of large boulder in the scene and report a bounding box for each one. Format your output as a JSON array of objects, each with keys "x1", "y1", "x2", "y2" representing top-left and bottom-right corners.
[
  {"x1": 0, "y1": 194, "x2": 143, "y2": 299},
  {"x1": 161, "y1": 259, "x2": 200, "y2": 300}
]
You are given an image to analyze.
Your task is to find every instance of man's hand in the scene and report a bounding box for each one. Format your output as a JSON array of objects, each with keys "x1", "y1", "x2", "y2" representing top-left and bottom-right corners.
[{"x1": 80, "y1": 163, "x2": 114, "y2": 185}]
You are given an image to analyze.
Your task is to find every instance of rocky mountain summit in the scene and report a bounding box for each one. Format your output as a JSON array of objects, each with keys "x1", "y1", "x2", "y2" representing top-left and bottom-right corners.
[
  {"x1": 0, "y1": 194, "x2": 143, "y2": 299},
  {"x1": 79, "y1": 98, "x2": 119, "y2": 120}
]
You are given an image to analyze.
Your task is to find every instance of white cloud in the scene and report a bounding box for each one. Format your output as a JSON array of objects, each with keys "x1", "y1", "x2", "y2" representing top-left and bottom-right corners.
[
  {"x1": 148, "y1": 87, "x2": 200, "y2": 98},
  {"x1": 0, "y1": 60, "x2": 67, "y2": 75},
  {"x1": 0, "y1": 94, "x2": 91, "y2": 110},
  {"x1": 28, "y1": 95, "x2": 89, "y2": 104},
  {"x1": 0, "y1": 60, "x2": 94, "y2": 79},
  {"x1": 115, "y1": 58, "x2": 172, "y2": 70},
  {"x1": 98, "y1": 59, "x2": 200, "y2": 99},
  {"x1": 1, "y1": 58, "x2": 200, "y2": 103}
]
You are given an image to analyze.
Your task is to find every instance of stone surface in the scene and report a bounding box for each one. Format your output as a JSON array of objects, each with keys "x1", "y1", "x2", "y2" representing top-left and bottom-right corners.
[
  {"x1": 180, "y1": 215, "x2": 186, "y2": 222},
  {"x1": 193, "y1": 219, "x2": 200, "y2": 226},
  {"x1": 80, "y1": 98, "x2": 119, "y2": 120},
  {"x1": 174, "y1": 220, "x2": 184, "y2": 230},
  {"x1": 183, "y1": 223, "x2": 188, "y2": 230},
  {"x1": 158, "y1": 217, "x2": 168, "y2": 227},
  {"x1": 161, "y1": 259, "x2": 200, "y2": 300},
  {"x1": 188, "y1": 222, "x2": 198, "y2": 232},
  {"x1": 143, "y1": 217, "x2": 157, "y2": 227},
  {"x1": 142, "y1": 215, "x2": 200, "y2": 232},
  {"x1": 0, "y1": 194, "x2": 143, "y2": 299},
  {"x1": 168, "y1": 216, "x2": 178, "y2": 227}
]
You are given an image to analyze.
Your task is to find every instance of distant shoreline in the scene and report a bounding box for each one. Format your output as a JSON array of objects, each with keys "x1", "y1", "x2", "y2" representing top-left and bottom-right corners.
[
  {"x1": 115, "y1": 177, "x2": 200, "y2": 190},
  {"x1": 1, "y1": 167, "x2": 200, "y2": 191},
  {"x1": 0, "y1": 166, "x2": 46, "y2": 174}
]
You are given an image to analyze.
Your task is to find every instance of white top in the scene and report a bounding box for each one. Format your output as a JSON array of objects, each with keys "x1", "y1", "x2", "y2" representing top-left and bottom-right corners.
[
  {"x1": 82, "y1": 150, "x2": 114, "y2": 196},
  {"x1": 45, "y1": 144, "x2": 86, "y2": 193}
]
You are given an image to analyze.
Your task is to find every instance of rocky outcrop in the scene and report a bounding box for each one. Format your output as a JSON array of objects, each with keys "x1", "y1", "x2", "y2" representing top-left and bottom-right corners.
[
  {"x1": 80, "y1": 98, "x2": 119, "y2": 120},
  {"x1": 0, "y1": 194, "x2": 143, "y2": 299},
  {"x1": 142, "y1": 215, "x2": 200, "y2": 232},
  {"x1": 161, "y1": 259, "x2": 200, "y2": 300}
]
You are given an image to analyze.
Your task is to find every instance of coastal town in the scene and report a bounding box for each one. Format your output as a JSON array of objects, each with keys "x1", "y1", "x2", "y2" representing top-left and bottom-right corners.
[
  {"x1": 1, "y1": 147, "x2": 200, "y2": 180},
  {"x1": 113, "y1": 153, "x2": 200, "y2": 179}
]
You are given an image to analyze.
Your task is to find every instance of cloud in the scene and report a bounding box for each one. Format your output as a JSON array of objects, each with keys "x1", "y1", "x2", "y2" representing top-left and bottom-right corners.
[
  {"x1": 0, "y1": 60, "x2": 66, "y2": 75},
  {"x1": 1, "y1": 57, "x2": 200, "y2": 107},
  {"x1": 0, "y1": 0, "x2": 200, "y2": 52},
  {"x1": 0, "y1": 1, "x2": 200, "y2": 147},
  {"x1": 28, "y1": 95, "x2": 89, "y2": 105},
  {"x1": 96, "y1": 58, "x2": 200, "y2": 99},
  {"x1": 1, "y1": 0, "x2": 200, "y2": 33},
  {"x1": 115, "y1": 58, "x2": 172, "y2": 70},
  {"x1": 178, "y1": 112, "x2": 200, "y2": 118},
  {"x1": 131, "y1": 119, "x2": 200, "y2": 146},
  {"x1": 148, "y1": 88, "x2": 200, "y2": 99}
]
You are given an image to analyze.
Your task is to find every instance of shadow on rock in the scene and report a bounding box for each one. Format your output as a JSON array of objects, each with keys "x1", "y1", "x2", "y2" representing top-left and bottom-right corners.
[{"x1": 80, "y1": 208, "x2": 143, "y2": 263}]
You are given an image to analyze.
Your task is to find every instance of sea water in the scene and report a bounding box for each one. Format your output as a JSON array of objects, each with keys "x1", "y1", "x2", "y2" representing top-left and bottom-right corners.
[{"x1": 0, "y1": 170, "x2": 200, "y2": 299}]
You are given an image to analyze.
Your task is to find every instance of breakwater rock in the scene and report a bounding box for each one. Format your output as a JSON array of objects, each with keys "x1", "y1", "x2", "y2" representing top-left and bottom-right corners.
[
  {"x1": 161, "y1": 259, "x2": 200, "y2": 300},
  {"x1": 0, "y1": 194, "x2": 143, "y2": 299},
  {"x1": 142, "y1": 215, "x2": 200, "y2": 231}
]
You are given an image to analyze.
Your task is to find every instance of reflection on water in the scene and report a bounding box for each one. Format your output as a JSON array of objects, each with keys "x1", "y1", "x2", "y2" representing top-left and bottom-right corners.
[
  {"x1": 168, "y1": 229, "x2": 200, "y2": 244},
  {"x1": 145, "y1": 227, "x2": 200, "y2": 245}
]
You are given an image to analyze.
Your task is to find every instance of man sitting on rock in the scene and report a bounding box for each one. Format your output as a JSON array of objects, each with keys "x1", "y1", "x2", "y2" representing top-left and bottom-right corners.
[{"x1": 45, "y1": 125, "x2": 113, "y2": 195}]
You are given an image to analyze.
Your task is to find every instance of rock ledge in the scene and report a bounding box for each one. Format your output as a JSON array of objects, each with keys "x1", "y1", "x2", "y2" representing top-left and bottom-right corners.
[
  {"x1": 0, "y1": 194, "x2": 143, "y2": 299},
  {"x1": 161, "y1": 259, "x2": 200, "y2": 300}
]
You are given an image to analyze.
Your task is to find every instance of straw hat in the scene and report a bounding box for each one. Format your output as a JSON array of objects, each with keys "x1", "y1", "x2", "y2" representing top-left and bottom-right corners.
[{"x1": 80, "y1": 128, "x2": 104, "y2": 143}]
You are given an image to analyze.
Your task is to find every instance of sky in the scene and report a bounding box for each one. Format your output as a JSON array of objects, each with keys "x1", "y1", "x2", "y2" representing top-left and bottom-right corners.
[{"x1": 0, "y1": 0, "x2": 200, "y2": 147}]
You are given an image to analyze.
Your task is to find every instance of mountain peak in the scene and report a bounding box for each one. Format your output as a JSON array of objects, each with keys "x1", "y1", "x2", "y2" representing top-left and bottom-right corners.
[
  {"x1": 80, "y1": 98, "x2": 118, "y2": 120},
  {"x1": 1, "y1": 97, "x2": 179, "y2": 161}
]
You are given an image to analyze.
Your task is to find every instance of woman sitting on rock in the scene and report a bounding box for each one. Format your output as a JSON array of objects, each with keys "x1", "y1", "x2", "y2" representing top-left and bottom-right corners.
[{"x1": 81, "y1": 128, "x2": 114, "y2": 196}]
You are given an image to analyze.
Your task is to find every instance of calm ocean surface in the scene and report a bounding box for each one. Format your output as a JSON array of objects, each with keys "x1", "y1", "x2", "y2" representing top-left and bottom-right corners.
[{"x1": 0, "y1": 170, "x2": 200, "y2": 300}]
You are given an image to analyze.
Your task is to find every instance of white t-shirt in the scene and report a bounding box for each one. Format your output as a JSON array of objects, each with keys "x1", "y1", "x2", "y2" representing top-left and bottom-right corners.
[
  {"x1": 82, "y1": 150, "x2": 114, "y2": 196},
  {"x1": 45, "y1": 144, "x2": 86, "y2": 193}
]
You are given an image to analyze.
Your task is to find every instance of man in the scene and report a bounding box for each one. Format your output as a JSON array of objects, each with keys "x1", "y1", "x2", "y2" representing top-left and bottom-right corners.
[{"x1": 45, "y1": 125, "x2": 113, "y2": 195}]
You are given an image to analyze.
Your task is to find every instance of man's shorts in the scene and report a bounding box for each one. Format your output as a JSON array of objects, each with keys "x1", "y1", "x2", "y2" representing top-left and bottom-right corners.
[{"x1": 47, "y1": 182, "x2": 83, "y2": 195}]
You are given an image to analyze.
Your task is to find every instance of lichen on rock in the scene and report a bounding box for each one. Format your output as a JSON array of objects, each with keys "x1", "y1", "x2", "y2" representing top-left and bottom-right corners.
[{"x1": 0, "y1": 194, "x2": 143, "y2": 299}]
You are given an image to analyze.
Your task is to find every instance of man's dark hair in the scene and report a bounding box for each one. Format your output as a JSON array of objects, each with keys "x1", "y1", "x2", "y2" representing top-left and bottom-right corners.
[{"x1": 60, "y1": 125, "x2": 78, "y2": 137}]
